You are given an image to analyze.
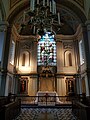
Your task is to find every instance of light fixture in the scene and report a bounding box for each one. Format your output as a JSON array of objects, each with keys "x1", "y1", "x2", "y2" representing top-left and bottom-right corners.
[{"x1": 22, "y1": 0, "x2": 61, "y2": 36}]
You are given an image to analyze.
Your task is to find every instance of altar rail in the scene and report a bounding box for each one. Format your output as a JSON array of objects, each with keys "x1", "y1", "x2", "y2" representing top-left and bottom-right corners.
[{"x1": 16, "y1": 96, "x2": 73, "y2": 106}]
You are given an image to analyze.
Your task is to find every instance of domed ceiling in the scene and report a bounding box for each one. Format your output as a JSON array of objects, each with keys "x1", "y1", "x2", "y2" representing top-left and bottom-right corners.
[
  {"x1": 9, "y1": 0, "x2": 84, "y2": 9},
  {"x1": 9, "y1": 0, "x2": 85, "y2": 36}
]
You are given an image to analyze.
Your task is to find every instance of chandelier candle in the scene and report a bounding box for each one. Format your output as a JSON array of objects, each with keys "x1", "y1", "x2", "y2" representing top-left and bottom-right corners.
[
  {"x1": 58, "y1": 12, "x2": 61, "y2": 25},
  {"x1": 23, "y1": 11, "x2": 26, "y2": 23},
  {"x1": 43, "y1": 0, "x2": 45, "y2": 6},
  {"x1": 47, "y1": 0, "x2": 49, "y2": 6},
  {"x1": 37, "y1": 0, "x2": 39, "y2": 4}
]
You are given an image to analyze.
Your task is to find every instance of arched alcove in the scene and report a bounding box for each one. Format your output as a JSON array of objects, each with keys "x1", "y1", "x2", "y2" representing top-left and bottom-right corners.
[
  {"x1": 19, "y1": 51, "x2": 30, "y2": 67},
  {"x1": 64, "y1": 51, "x2": 73, "y2": 67}
]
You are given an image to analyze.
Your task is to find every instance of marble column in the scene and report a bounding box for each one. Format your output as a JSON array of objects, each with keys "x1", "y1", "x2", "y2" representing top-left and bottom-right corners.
[
  {"x1": 0, "y1": 21, "x2": 11, "y2": 96},
  {"x1": 82, "y1": 21, "x2": 90, "y2": 95}
]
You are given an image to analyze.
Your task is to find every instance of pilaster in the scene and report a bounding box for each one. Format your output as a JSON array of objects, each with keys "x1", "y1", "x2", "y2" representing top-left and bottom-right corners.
[
  {"x1": 82, "y1": 21, "x2": 90, "y2": 95},
  {"x1": 0, "y1": 21, "x2": 12, "y2": 96}
]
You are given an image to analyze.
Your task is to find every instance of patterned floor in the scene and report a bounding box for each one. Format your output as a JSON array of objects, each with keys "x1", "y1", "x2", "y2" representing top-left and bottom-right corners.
[{"x1": 15, "y1": 108, "x2": 77, "y2": 120}]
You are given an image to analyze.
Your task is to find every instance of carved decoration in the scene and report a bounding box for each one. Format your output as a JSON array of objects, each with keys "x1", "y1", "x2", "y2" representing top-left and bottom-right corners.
[
  {"x1": 38, "y1": 66, "x2": 57, "y2": 74},
  {"x1": 63, "y1": 42, "x2": 73, "y2": 49},
  {"x1": 19, "y1": 41, "x2": 32, "y2": 50},
  {"x1": 21, "y1": 43, "x2": 31, "y2": 50}
]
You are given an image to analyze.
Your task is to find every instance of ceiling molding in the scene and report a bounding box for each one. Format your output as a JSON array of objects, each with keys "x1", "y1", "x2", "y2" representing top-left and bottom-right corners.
[
  {"x1": 0, "y1": 0, "x2": 6, "y2": 20},
  {"x1": 60, "y1": 0, "x2": 86, "y2": 23},
  {"x1": 13, "y1": 5, "x2": 80, "y2": 36},
  {"x1": 7, "y1": 0, "x2": 87, "y2": 24},
  {"x1": 12, "y1": 24, "x2": 82, "y2": 41},
  {"x1": 74, "y1": 0, "x2": 84, "y2": 9},
  {"x1": 9, "y1": 0, "x2": 20, "y2": 9},
  {"x1": 7, "y1": 0, "x2": 29, "y2": 23}
]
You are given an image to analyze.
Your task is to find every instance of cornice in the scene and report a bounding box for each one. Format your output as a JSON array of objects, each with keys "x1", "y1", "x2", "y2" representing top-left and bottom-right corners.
[
  {"x1": 56, "y1": 24, "x2": 82, "y2": 41},
  {"x1": 12, "y1": 25, "x2": 37, "y2": 41},
  {"x1": 12, "y1": 24, "x2": 82, "y2": 42}
]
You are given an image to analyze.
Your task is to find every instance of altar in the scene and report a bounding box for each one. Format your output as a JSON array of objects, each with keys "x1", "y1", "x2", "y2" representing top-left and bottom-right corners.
[{"x1": 35, "y1": 91, "x2": 63, "y2": 106}]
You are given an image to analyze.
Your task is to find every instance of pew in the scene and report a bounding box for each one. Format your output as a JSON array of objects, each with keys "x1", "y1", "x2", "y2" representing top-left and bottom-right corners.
[
  {"x1": 72, "y1": 97, "x2": 90, "y2": 120},
  {"x1": 0, "y1": 97, "x2": 21, "y2": 120}
]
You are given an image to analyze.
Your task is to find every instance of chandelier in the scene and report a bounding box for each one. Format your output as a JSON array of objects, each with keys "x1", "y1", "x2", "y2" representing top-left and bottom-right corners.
[{"x1": 22, "y1": 0, "x2": 61, "y2": 36}]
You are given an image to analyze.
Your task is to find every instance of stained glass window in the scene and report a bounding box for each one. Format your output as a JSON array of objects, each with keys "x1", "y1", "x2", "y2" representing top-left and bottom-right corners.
[{"x1": 37, "y1": 32, "x2": 56, "y2": 66}]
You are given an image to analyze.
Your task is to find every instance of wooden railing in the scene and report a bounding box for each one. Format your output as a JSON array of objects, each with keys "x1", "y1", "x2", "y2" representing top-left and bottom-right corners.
[{"x1": 17, "y1": 95, "x2": 73, "y2": 106}]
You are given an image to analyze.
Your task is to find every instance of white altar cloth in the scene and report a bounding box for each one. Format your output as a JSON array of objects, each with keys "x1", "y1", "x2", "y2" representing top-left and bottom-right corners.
[{"x1": 35, "y1": 91, "x2": 63, "y2": 106}]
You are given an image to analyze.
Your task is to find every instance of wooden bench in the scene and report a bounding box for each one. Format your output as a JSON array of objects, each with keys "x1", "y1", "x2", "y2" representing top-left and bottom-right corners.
[
  {"x1": 0, "y1": 97, "x2": 21, "y2": 120},
  {"x1": 72, "y1": 100, "x2": 90, "y2": 120}
]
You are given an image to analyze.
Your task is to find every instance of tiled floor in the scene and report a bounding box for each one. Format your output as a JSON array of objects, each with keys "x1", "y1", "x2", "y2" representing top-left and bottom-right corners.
[{"x1": 15, "y1": 108, "x2": 77, "y2": 120}]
